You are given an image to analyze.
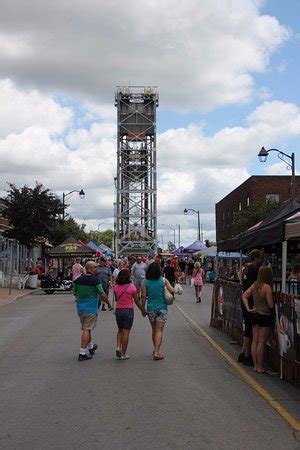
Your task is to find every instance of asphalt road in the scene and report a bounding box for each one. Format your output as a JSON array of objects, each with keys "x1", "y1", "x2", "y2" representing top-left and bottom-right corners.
[{"x1": 0, "y1": 288, "x2": 299, "y2": 450}]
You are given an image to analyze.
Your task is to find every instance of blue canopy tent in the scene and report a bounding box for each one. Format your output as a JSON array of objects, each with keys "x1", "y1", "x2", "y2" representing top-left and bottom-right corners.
[{"x1": 87, "y1": 241, "x2": 114, "y2": 257}]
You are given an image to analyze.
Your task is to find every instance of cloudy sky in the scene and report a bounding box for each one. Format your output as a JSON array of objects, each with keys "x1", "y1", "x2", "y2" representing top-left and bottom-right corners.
[{"x1": 0, "y1": 0, "x2": 299, "y2": 247}]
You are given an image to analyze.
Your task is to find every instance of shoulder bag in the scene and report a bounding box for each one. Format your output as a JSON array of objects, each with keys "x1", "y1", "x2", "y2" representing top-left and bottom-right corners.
[{"x1": 163, "y1": 278, "x2": 174, "y2": 305}]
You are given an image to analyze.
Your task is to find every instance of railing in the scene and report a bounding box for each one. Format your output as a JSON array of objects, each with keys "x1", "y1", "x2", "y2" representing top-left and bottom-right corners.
[
  {"x1": 210, "y1": 279, "x2": 300, "y2": 385},
  {"x1": 0, "y1": 237, "x2": 28, "y2": 286}
]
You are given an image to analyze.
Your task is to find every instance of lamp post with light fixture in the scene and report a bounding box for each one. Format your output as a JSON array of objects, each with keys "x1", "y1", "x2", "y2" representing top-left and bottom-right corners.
[
  {"x1": 258, "y1": 147, "x2": 295, "y2": 200},
  {"x1": 183, "y1": 208, "x2": 202, "y2": 241},
  {"x1": 62, "y1": 189, "x2": 85, "y2": 220}
]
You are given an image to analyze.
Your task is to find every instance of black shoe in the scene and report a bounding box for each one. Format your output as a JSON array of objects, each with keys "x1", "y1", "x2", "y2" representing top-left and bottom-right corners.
[
  {"x1": 243, "y1": 355, "x2": 254, "y2": 366},
  {"x1": 78, "y1": 353, "x2": 92, "y2": 361},
  {"x1": 238, "y1": 352, "x2": 244, "y2": 363},
  {"x1": 89, "y1": 344, "x2": 98, "y2": 356},
  {"x1": 101, "y1": 306, "x2": 106, "y2": 311}
]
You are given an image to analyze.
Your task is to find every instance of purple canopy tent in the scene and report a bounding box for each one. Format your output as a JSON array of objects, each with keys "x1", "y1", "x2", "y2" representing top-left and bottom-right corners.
[
  {"x1": 172, "y1": 246, "x2": 188, "y2": 256},
  {"x1": 184, "y1": 240, "x2": 207, "y2": 253}
]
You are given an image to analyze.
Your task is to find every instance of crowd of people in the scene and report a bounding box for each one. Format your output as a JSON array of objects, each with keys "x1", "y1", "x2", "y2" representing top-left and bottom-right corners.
[
  {"x1": 73, "y1": 256, "x2": 176, "y2": 362},
  {"x1": 71, "y1": 254, "x2": 211, "y2": 362},
  {"x1": 44, "y1": 248, "x2": 299, "y2": 372}
]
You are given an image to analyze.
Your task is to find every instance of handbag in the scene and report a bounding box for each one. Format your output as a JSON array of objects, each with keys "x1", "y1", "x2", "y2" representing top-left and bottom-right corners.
[
  {"x1": 174, "y1": 283, "x2": 183, "y2": 295},
  {"x1": 164, "y1": 279, "x2": 174, "y2": 305}
]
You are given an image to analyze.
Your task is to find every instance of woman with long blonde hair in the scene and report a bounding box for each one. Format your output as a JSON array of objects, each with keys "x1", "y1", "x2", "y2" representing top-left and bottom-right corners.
[
  {"x1": 242, "y1": 266, "x2": 274, "y2": 373},
  {"x1": 192, "y1": 261, "x2": 204, "y2": 303}
]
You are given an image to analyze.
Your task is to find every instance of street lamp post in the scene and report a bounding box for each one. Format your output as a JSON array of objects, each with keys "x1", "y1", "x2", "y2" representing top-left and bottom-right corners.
[
  {"x1": 184, "y1": 208, "x2": 202, "y2": 241},
  {"x1": 160, "y1": 224, "x2": 176, "y2": 246},
  {"x1": 258, "y1": 147, "x2": 296, "y2": 200},
  {"x1": 62, "y1": 189, "x2": 85, "y2": 220},
  {"x1": 177, "y1": 224, "x2": 181, "y2": 248},
  {"x1": 97, "y1": 220, "x2": 110, "y2": 244}
]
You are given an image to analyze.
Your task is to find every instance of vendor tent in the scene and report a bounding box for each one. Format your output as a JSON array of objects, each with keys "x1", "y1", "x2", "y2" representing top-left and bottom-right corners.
[
  {"x1": 285, "y1": 212, "x2": 300, "y2": 240},
  {"x1": 49, "y1": 237, "x2": 94, "y2": 257},
  {"x1": 184, "y1": 240, "x2": 207, "y2": 253},
  {"x1": 218, "y1": 199, "x2": 300, "y2": 252},
  {"x1": 172, "y1": 246, "x2": 188, "y2": 256},
  {"x1": 78, "y1": 240, "x2": 103, "y2": 256}
]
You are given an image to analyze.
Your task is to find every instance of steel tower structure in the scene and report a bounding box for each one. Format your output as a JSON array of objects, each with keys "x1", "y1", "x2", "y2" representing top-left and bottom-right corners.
[{"x1": 114, "y1": 86, "x2": 159, "y2": 256}]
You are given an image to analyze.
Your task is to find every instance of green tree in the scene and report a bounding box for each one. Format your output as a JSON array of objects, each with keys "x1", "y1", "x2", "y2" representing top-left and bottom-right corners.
[
  {"x1": 48, "y1": 217, "x2": 88, "y2": 246},
  {"x1": 167, "y1": 241, "x2": 176, "y2": 251},
  {"x1": 204, "y1": 239, "x2": 216, "y2": 248},
  {"x1": 3, "y1": 182, "x2": 64, "y2": 269},
  {"x1": 234, "y1": 200, "x2": 283, "y2": 234},
  {"x1": 89, "y1": 229, "x2": 114, "y2": 248}
]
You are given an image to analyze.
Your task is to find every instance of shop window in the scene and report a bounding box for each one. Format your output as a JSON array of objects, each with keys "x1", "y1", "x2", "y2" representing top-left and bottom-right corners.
[{"x1": 266, "y1": 193, "x2": 279, "y2": 203}]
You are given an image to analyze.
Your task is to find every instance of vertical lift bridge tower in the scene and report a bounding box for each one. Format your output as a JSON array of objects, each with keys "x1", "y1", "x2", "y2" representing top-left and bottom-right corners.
[{"x1": 114, "y1": 86, "x2": 159, "y2": 256}]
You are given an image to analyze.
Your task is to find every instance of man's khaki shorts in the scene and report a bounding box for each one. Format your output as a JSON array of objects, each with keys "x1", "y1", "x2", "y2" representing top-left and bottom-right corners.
[{"x1": 79, "y1": 313, "x2": 97, "y2": 330}]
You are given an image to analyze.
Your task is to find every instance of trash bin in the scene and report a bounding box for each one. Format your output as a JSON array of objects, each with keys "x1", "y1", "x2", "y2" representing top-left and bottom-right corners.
[{"x1": 27, "y1": 273, "x2": 38, "y2": 289}]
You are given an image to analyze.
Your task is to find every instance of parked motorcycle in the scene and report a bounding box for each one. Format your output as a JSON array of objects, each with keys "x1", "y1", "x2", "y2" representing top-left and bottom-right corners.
[{"x1": 41, "y1": 275, "x2": 73, "y2": 295}]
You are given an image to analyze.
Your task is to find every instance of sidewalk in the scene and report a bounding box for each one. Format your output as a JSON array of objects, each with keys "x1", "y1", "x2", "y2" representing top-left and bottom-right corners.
[
  {"x1": 176, "y1": 283, "x2": 300, "y2": 423},
  {"x1": 0, "y1": 287, "x2": 34, "y2": 308}
]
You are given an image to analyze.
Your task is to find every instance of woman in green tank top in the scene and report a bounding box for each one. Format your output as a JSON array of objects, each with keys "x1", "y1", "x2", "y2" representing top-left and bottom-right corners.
[{"x1": 141, "y1": 262, "x2": 174, "y2": 360}]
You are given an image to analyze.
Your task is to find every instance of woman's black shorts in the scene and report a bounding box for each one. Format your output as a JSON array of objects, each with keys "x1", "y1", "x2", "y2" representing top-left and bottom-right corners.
[
  {"x1": 252, "y1": 313, "x2": 274, "y2": 328},
  {"x1": 115, "y1": 308, "x2": 134, "y2": 330}
]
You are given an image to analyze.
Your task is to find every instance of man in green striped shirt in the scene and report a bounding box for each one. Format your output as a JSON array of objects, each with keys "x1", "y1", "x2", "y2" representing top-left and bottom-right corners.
[{"x1": 73, "y1": 260, "x2": 112, "y2": 361}]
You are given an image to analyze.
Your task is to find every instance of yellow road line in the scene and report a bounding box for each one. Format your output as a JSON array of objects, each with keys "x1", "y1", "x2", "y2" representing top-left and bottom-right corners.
[{"x1": 175, "y1": 303, "x2": 300, "y2": 432}]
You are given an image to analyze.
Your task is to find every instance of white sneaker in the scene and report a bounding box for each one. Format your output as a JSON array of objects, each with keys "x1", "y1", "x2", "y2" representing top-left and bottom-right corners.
[{"x1": 121, "y1": 354, "x2": 130, "y2": 360}]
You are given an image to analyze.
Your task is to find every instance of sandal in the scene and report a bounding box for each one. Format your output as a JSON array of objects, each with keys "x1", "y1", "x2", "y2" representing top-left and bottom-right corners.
[{"x1": 153, "y1": 355, "x2": 164, "y2": 360}]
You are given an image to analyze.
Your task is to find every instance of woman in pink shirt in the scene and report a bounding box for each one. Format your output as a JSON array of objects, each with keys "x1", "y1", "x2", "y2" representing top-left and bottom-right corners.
[
  {"x1": 114, "y1": 269, "x2": 147, "y2": 360},
  {"x1": 72, "y1": 257, "x2": 85, "y2": 281},
  {"x1": 192, "y1": 261, "x2": 204, "y2": 303}
]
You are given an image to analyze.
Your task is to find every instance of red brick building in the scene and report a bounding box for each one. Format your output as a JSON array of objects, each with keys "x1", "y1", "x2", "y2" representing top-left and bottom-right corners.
[{"x1": 216, "y1": 175, "x2": 300, "y2": 241}]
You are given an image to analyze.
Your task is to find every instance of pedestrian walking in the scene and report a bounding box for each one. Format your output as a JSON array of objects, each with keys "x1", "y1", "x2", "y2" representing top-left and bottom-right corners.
[
  {"x1": 163, "y1": 259, "x2": 176, "y2": 287},
  {"x1": 72, "y1": 257, "x2": 85, "y2": 281},
  {"x1": 242, "y1": 266, "x2": 274, "y2": 373},
  {"x1": 178, "y1": 258, "x2": 187, "y2": 284},
  {"x1": 192, "y1": 262, "x2": 204, "y2": 303},
  {"x1": 239, "y1": 249, "x2": 263, "y2": 366},
  {"x1": 73, "y1": 260, "x2": 112, "y2": 361},
  {"x1": 95, "y1": 257, "x2": 113, "y2": 310},
  {"x1": 141, "y1": 262, "x2": 174, "y2": 360},
  {"x1": 187, "y1": 258, "x2": 194, "y2": 285},
  {"x1": 114, "y1": 269, "x2": 147, "y2": 360},
  {"x1": 131, "y1": 256, "x2": 147, "y2": 299}
]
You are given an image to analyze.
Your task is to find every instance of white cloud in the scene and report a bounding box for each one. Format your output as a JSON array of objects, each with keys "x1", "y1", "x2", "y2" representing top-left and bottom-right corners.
[
  {"x1": 1, "y1": 80, "x2": 300, "y2": 242},
  {"x1": 158, "y1": 100, "x2": 300, "y2": 173},
  {"x1": 0, "y1": 33, "x2": 33, "y2": 59},
  {"x1": 264, "y1": 161, "x2": 290, "y2": 176},
  {"x1": 0, "y1": 79, "x2": 72, "y2": 138},
  {"x1": 0, "y1": 0, "x2": 291, "y2": 111}
]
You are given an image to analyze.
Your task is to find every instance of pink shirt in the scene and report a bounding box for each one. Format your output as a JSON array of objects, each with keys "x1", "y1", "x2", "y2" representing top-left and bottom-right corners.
[{"x1": 114, "y1": 283, "x2": 137, "y2": 309}]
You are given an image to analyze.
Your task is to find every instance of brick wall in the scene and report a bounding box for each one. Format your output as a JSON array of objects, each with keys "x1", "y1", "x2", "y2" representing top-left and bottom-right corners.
[{"x1": 216, "y1": 175, "x2": 300, "y2": 241}]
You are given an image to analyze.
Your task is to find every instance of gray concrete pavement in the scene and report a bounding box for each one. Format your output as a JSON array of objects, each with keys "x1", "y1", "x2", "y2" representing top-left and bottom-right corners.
[
  {"x1": 0, "y1": 289, "x2": 299, "y2": 449},
  {"x1": 176, "y1": 283, "x2": 300, "y2": 423}
]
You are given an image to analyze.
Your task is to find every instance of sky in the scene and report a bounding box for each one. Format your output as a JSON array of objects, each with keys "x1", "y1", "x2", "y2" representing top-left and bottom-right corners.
[{"x1": 0, "y1": 0, "x2": 299, "y2": 247}]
